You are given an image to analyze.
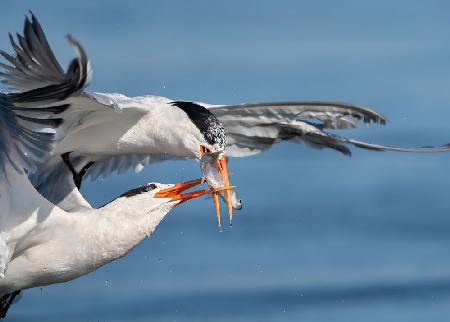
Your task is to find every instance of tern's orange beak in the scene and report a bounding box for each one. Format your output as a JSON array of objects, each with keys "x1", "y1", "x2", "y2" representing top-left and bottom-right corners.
[
  {"x1": 154, "y1": 178, "x2": 202, "y2": 203},
  {"x1": 217, "y1": 156, "x2": 233, "y2": 223},
  {"x1": 154, "y1": 178, "x2": 233, "y2": 210},
  {"x1": 200, "y1": 146, "x2": 233, "y2": 227}
]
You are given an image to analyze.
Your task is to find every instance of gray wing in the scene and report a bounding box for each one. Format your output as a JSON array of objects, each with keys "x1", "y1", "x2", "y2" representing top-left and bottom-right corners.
[
  {"x1": 210, "y1": 101, "x2": 386, "y2": 129},
  {"x1": 207, "y1": 102, "x2": 450, "y2": 156},
  {"x1": 0, "y1": 13, "x2": 91, "y2": 103},
  {"x1": 0, "y1": 93, "x2": 65, "y2": 177}
]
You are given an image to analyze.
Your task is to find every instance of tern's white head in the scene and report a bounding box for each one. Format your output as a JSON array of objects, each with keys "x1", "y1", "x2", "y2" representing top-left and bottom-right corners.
[
  {"x1": 170, "y1": 101, "x2": 227, "y2": 156},
  {"x1": 82, "y1": 178, "x2": 233, "y2": 269},
  {"x1": 117, "y1": 179, "x2": 214, "y2": 207}
]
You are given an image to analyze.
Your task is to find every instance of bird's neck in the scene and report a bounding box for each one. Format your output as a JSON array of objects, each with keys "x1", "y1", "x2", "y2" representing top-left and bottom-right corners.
[{"x1": 82, "y1": 194, "x2": 173, "y2": 266}]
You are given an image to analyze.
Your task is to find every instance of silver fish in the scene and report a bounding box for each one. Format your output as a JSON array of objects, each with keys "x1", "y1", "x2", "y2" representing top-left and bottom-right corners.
[{"x1": 200, "y1": 152, "x2": 242, "y2": 210}]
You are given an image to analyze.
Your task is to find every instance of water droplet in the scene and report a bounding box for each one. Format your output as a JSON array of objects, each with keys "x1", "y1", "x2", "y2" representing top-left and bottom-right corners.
[
  {"x1": 157, "y1": 258, "x2": 163, "y2": 262},
  {"x1": 105, "y1": 280, "x2": 109, "y2": 285}
]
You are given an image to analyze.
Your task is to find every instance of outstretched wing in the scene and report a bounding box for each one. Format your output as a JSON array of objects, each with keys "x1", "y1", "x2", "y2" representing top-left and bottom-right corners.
[
  {"x1": 206, "y1": 101, "x2": 450, "y2": 156},
  {"x1": 205, "y1": 101, "x2": 386, "y2": 157}
]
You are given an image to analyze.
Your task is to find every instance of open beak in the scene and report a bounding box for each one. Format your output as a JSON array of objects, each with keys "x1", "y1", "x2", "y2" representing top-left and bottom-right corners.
[
  {"x1": 200, "y1": 146, "x2": 234, "y2": 227},
  {"x1": 154, "y1": 178, "x2": 233, "y2": 215},
  {"x1": 217, "y1": 156, "x2": 233, "y2": 223}
]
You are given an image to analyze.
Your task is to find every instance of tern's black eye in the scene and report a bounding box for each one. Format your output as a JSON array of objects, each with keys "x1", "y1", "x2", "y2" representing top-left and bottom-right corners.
[
  {"x1": 143, "y1": 183, "x2": 157, "y2": 191},
  {"x1": 121, "y1": 183, "x2": 157, "y2": 198}
]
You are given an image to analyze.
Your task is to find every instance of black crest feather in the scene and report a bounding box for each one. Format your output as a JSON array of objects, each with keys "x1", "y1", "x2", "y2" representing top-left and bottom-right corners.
[{"x1": 171, "y1": 101, "x2": 226, "y2": 149}]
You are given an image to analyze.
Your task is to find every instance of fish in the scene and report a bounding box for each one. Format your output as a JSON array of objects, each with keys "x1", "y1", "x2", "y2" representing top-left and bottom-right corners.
[{"x1": 200, "y1": 151, "x2": 242, "y2": 226}]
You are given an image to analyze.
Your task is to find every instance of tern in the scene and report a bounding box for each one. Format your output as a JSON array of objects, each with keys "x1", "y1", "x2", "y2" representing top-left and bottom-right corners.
[
  {"x1": 5, "y1": 13, "x2": 450, "y2": 225},
  {"x1": 0, "y1": 91, "x2": 227, "y2": 319},
  {"x1": 3, "y1": 13, "x2": 450, "y2": 227}
]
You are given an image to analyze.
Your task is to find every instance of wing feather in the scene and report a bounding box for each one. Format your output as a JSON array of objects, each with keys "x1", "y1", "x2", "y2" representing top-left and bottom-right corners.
[
  {"x1": 207, "y1": 101, "x2": 450, "y2": 156},
  {"x1": 209, "y1": 101, "x2": 386, "y2": 130},
  {"x1": 0, "y1": 93, "x2": 63, "y2": 177},
  {"x1": 1, "y1": 13, "x2": 90, "y2": 103}
]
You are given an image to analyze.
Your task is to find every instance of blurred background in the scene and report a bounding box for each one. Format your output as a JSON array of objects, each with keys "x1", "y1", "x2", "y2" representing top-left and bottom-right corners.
[{"x1": 2, "y1": 1, "x2": 450, "y2": 321}]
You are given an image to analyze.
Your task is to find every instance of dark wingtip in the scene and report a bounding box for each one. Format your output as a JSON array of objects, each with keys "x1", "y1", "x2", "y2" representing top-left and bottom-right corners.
[
  {"x1": 30, "y1": 11, "x2": 38, "y2": 26},
  {"x1": 0, "y1": 291, "x2": 21, "y2": 319},
  {"x1": 66, "y1": 34, "x2": 78, "y2": 45},
  {"x1": 342, "y1": 147, "x2": 352, "y2": 157},
  {"x1": 0, "y1": 50, "x2": 9, "y2": 59},
  {"x1": 24, "y1": 13, "x2": 31, "y2": 26},
  {"x1": 27, "y1": 10, "x2": 38, "y2": 26}
]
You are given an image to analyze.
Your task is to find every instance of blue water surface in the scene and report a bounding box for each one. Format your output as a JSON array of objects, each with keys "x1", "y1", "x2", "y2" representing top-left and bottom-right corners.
[{"x1": 2, "y1": 1, "x2": 450, "y2": 321}]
